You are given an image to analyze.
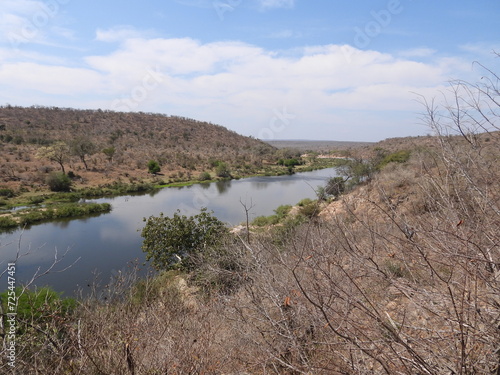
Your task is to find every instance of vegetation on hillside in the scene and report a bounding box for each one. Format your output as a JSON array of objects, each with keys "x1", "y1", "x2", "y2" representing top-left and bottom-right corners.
[
  {"x1": 0, "y1": 63, "x2": 498, "y2": 373},
  {"x1": 0, "y1": 106, "x2": 276, "y2": 192},
  {"x1": 0, "y1": 107, "x2": 348, "y2": 221}
]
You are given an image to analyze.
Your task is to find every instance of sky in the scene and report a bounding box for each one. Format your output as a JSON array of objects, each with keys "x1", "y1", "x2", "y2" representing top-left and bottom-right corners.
[{"x1": 0, "y1": 0, "x2": 499, "y2": 141}]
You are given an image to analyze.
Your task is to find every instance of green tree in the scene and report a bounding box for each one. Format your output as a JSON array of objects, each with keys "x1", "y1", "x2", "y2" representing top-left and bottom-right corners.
[
  {"x1": 102, "y1": 146, "x2": 116, "y2": 163},
  {"x1": 325, "y1": 176, "x2": 346, "y2": 196},
  {"x1": 337, "y1": 157, "x2": 374, "y2": 189},
  {"x1": 147, "y1": 160, "x2": 161, "y2": 174},
  {"x1": 141, "y1": 208, "x2": 228, "y2": 271},
  {"x1": 70, "y1": 137, "x2": 96, "y2": 170},
  {"x1": 36, "y1": 141, "x2": 69, "y2": 174},
  {"x1": 46, "y1": 171, "x2": 72, "y2": 192},
  {"x1": 215, "y1": 162, "x2": 231, "y2": 178}
]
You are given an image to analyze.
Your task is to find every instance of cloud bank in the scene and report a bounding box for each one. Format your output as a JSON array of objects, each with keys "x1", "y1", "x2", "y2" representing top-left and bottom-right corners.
[{"x1": 0, "y1": 32, "x2": 479, "y2": 141}]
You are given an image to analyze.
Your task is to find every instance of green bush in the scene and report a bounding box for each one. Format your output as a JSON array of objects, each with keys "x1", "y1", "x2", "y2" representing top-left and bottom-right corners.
[
  {"x1": 215, "y1": 162, "x2": 231, "y2": 178},
  {"x1": 29, "y1": 195, "x2": 46, "y2": 205},
  {"x1": 18, "y1": 210, "x2": 53, "y2": 225},
  {"x1": 147, "y1": 160, "x2": 161, "y2": 174},
  {"x1": 0, "y1": 287, "x2": 76, "y2": 334},
  {"x1": 297, "y1": 198, "x2": 313, "y2": 207},
  {"x1": 252, "y1": 215, "x2": 279, "y2": 227},
  {"x1": 377, "y1": 150, "x2": 411, "y2": 169},
  {"x1": 14, "y1": 203, "x2": 111, "y2": 226},
  {"x1": 46, "y1": 172, "x2": 72, "y2": 192},
  {"x1": 274, "y1": 204, "x2": 292, "y2": 219},
  {"x1": 141, "y1": 208, "x2": 229, "y2": 271},
  {"x1": 278, "y1": 158, "x2": 302, "y2": 167},
  {"x1": 299, "y1": 201, "x2": 320, "y2": 218},
  {"x1": 0, "y1": 188, "x2": 15, "y2": 198},
  {"x1": 0, "y1": 216, "x2": 17, "y2": 228},
  {"x1": 325, "y1": 177, "x2": 346, "y2": 196},
  {"x1": 198, "y1": 172, "x2": 212, "y2": 181}
]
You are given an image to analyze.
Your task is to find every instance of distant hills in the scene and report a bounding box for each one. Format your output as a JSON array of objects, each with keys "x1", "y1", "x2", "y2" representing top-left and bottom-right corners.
[{"x1": 265, "y1": 139, "x2": 374, "y2": 152}]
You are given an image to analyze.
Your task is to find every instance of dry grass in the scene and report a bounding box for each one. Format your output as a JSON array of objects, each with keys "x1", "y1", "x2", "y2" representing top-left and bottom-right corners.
[{"x1": 1, "y1": 67, "x2": 499, "y2": 373}]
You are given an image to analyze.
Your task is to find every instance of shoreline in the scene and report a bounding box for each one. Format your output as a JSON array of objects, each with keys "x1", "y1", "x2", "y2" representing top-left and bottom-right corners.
[{"x1": 0, "y1": 160, "x2": 344, "y2": 230}]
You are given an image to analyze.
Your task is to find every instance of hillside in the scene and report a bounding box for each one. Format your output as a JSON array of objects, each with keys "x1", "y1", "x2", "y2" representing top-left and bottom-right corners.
[
  {"x1": 2, "y1": 69, "x2": 499, "y2": 373},
  {"x1": 5, "y1": 125, "x2": 499, "y2": 374},
  {"x1": 0, "y1": 105, "x2": 276, "y2": 190},
  {"x1": 265, "y1": 139, "x2": 374, "y2": 152}
]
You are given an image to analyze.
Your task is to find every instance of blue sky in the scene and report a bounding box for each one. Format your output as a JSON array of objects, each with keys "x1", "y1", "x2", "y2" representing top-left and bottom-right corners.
[{"x1": 0, "y1": 0, "x2": 499, "y2": 141}]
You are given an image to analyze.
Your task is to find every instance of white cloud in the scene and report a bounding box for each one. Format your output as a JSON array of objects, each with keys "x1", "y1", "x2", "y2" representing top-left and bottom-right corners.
[
  {"x1": 0, "y1": 0, "x2": 73, "y2": 47},
  {"x1": 96, "y1": 26, "x2": 150, "y2": 43},
  {"x1": 0, "y1": 36, "x2": 471, "y2": 141}
]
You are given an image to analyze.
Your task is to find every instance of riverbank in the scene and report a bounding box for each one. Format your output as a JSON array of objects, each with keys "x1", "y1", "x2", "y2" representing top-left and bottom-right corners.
[
  {"x1": 0, "y1": 158, "x2": 345, "y2": 229},
  {"x1": 0, "y1": 202, "x2": 112, "y2": 230}
]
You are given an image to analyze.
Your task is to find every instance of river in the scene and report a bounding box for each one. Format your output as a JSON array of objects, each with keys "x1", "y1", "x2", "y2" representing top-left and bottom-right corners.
[{"x1": 0, "y1": 168, "x2": 338, "y2": 296}]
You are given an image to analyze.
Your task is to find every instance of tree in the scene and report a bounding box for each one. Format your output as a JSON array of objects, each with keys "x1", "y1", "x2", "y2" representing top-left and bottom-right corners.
[
  {"x1": 325, "y1": 176, "x2": 346, "y2": 196},
  {"x1": 337, "y1": 157, "x2": 374, "y2": 189},
  {"x1": 215, "y1": 162, "x2": 231, "y2": 178},
  {"x1": 70, "y1": 137, "x2": 96, "y2": 170},
  {"x1": 141, "y1": 208, "x2": 228, "y2": 271},
  {"x1": 102, "y1": 146, "x2": 116, "y2": 163},
  {"x1": 36, "y1": 141, "x2": 69, "y2": 174},
  {"x1": 147, "y1": 160, "x2": 160, "y2": 174}
]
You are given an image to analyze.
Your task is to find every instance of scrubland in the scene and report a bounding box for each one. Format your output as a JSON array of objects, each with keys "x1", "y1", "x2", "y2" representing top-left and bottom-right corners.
[{"x1": 1, "y1": 68, "x2": 499, "y2": 374}]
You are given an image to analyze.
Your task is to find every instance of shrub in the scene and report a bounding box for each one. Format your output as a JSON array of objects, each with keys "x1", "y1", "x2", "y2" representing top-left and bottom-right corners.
[
  {"x1": 277, "y1": 158, "x2": 301, "y2": 167},
  {"x1": 29, "y1": 195, "x2": 46, "y2": 204},
  {"x1": 0, "y1": 287, "x2": 76, "y2": 334},
  {"x1": 46, "y1": 172, "x2": 72, "y2": 192},
  {"x1": 252, "y1": 215, "x2": 279, "y2": 227},
  {"x1": 215, "y1": 162, "x2": 231, "y2": 178},
  {"x1": 198, "y1": 171, "x2": 212, "y2": 181},
  {"x1": 297, "y1": 198, "x2": 313, "y2": 207},
  {"x1": 377, "y1": 150, "x2": 411, "y2": 169},
  {"x1": 0, "y1": 216, "x2": 17, "y2": 228},
  {"x1": 147, "y1": 160, "x2": 161, "y2": 174},
  {"x1": 274, "y1": 204, "x2": 292, "y2": 219},
  {"x1": 0, "y1": 188, "x2": 15, "y2": 198},
  {"x1": 325, "y1": 176, "x2": 346, "y2": 196},
  {"x1": 141, "y1": 208, "x2": 229, "y2": 271},
  {"x1": 251, "y1": 205, "x2": 292, "y2": 227},
  {"x1": 299, "y1": 201, "x2": 320, "y2": 218}
]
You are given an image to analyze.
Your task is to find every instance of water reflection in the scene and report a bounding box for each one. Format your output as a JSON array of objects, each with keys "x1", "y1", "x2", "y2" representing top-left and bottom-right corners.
[
  {"x1": 215, "y1": 180, "x2": 231, "y2": 194},
  {"x1": 0, "y1": 168, "x2": 338, "y2": 296}
]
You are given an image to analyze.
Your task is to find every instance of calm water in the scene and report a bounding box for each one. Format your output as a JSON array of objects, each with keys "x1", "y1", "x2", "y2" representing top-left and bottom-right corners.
[{"x1": 0, "y1": 168, "x2": 338, "y2": 296}]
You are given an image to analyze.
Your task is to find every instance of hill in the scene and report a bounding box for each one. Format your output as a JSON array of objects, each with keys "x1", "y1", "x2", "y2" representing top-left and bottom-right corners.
[
  {"x1": 265, "y1": 139, "x2": 374, "y2": 152},
  {"x1": 0, "y1": 105, "x2": 276, "y2": 191}
]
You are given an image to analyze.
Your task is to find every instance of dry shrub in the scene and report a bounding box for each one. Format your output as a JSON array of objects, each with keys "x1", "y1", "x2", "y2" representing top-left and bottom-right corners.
[{"x1": 2, "y1": 62, "x2": 498, "y2": 374}]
